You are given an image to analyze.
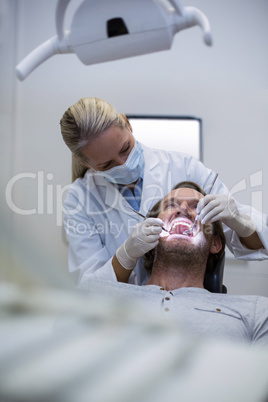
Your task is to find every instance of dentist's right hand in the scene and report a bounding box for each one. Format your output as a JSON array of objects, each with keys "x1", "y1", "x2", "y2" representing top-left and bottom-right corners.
[{"x1": 116, "y1": 218, "x2": 164, "y2": 270}]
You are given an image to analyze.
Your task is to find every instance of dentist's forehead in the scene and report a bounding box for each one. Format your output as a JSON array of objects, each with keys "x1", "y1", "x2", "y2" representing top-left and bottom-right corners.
[{"x1": 162, "y1": 187, "x2": 204, "y2": 205}]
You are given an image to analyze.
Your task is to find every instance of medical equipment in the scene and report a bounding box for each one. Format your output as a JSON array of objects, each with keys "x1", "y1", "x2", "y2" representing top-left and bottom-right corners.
[
  {"x1": 127, "y1": 206, "x2": 169, "y2": 232},
  {"x1": 184, "y1": 172, "x2": 219, "y2": 236},
  {"x1": 185, "y1": 213, "x2": 199, "y2": 236},
  {"x1": 15, "y1": 0, "x2": 213, "y2": 81}
]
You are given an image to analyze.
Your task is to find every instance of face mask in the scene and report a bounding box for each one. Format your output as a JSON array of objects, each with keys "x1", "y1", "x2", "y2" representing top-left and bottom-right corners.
[{"x1": 96, "y1": 141, "x2": 144, "y2": 185}]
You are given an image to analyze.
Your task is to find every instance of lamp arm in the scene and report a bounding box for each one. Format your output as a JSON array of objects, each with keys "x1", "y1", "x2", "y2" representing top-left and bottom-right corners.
[
  {"x1": 56, "y1": 0, "x2": 71, "y2": 40},
  {"x1": 184, "y1": 6, "x2": 212, "y2": 46},
  {"x1": 15, "y1": 34, "x2": 72, "y2": 81}
]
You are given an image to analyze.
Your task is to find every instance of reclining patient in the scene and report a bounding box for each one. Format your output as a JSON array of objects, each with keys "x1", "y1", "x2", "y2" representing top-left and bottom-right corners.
[{"x1": 79, "y1": 181, "x2": 268, "y2": 344}]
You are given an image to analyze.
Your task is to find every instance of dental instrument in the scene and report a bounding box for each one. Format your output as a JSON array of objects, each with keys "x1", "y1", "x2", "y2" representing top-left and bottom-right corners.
[
  {"x1": 16, "y1": 0, "x2": 213, "y2": 81},
  {"x1": 126, "y1": 206, "x2": 169, "y2": 232},
  {"x1": 183, "y1": 173, "x2": 219, "y2": 236},
  {"x1": 184, "y1": 214, "x2": 199, "y2": 236}
]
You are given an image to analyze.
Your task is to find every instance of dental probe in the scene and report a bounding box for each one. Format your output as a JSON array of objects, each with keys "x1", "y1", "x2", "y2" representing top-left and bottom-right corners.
[
  {"x1": 184, "y1": 172, "x2": 219, "y2": 235},
  {"x1": 126, "y1": 206, "x2": 169, "y2": 232},
  {"x1": 186, "y1": 214, "x2": 199, "y2": 235},
  {"x1": 205, "y1": 172, "x2": 219, "y2": 195}
]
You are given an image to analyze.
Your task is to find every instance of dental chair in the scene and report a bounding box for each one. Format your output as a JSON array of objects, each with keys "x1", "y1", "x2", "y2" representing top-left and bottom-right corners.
[{"x1": 204, "y1": 252, "x2": 227, "y2": 293}]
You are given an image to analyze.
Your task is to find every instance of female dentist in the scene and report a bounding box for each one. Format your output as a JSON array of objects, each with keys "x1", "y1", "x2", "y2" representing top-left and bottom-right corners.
[{"x1": 60, "y1": 97, "x2": 268, "y2": 285}]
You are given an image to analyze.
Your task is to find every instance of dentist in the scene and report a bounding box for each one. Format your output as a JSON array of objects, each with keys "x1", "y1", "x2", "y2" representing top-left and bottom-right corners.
[{"x1": 60, "y1": 97, "x2": 268, "y2": 285}]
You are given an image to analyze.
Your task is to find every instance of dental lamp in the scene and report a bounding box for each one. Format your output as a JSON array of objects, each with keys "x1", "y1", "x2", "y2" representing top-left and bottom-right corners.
[{"x1": 16, "y1": 0, "x2": 213, "y2": 81}]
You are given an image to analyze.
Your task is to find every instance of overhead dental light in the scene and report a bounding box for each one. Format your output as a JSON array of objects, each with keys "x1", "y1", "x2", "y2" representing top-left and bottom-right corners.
[{"x1": 16, "y1": 0, "x2": 213, "y2": 81}]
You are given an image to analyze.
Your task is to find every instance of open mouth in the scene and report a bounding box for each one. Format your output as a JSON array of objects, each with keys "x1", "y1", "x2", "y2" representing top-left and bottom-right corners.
[{"x1": 169, "y1": 220, "x2": 193, "y2": 236}]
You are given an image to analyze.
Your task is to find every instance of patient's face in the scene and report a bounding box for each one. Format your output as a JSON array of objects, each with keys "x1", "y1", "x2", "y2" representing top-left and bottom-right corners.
[{"x1": 158, "y1": 187, "x2": 212, "y2": 244}]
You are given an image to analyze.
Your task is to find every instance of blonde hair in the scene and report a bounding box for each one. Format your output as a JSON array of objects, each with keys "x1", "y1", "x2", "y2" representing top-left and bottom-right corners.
[{"x1": 60, "y1": 97, "x2": 129, "y2": 182}]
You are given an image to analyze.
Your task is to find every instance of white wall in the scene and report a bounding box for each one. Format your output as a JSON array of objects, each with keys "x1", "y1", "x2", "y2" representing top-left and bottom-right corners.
[{"x1": 1, "y1": 0, "x2": 268, "y2": 294}]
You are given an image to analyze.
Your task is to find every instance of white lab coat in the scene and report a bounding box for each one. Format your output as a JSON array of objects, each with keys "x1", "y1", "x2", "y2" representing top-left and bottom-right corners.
[{"x1": 64, "y1": 143, "x2": 268, "y2": 285}]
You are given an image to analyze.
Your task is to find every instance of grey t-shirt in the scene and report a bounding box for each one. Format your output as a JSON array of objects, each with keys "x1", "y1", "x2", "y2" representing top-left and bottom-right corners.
[{"x1": 79, "y1": 280, "x2": 268, "y2": 345}]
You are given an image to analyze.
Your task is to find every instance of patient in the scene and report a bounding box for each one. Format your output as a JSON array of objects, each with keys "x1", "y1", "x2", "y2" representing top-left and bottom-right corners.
[
  {"x1": 80, "y1": 181, "x2": 268, "y2": 344},
  {"x1": 144, "y1": 181, "x2": 226, "y2": 291}
]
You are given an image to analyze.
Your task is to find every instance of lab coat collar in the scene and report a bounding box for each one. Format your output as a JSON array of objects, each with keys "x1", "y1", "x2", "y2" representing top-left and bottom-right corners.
[
  {"x1": 140, "y1": 142, "x2": 159, "y2": 172},
  {"x1": 139, "y1": 144, "x2": 163, "y2": 216}
]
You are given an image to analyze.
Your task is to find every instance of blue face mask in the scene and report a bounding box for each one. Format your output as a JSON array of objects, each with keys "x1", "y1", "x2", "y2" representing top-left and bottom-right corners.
[{"x1": 96, "y1": 141, "x2": 144, "y2": 185}]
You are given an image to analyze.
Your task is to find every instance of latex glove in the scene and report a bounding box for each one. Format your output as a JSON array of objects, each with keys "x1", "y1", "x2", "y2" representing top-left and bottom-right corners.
[
  {"x1": 116, "y1": 218, "x2": 164, "y2": 270},
  {"x1": 197, "y1": 194, "x2": 256, "y2": 238}
]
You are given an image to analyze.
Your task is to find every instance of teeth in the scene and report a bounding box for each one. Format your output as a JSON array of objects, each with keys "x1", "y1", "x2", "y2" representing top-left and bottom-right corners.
[{"x1": 170, "y1": 221, "x2": 192, "y2": 233}]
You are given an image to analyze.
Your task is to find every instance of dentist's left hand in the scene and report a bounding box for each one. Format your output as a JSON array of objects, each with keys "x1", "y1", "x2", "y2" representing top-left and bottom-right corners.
[
  {"x1": 197, "y1": 194, "x2": 256, "y2": 238},
  {"x1": 116, "y1": 218, "x2": 164, "y2": 270}
]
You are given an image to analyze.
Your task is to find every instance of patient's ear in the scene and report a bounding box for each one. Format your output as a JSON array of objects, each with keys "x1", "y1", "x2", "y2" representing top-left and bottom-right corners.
[{"x1": 210, "y1": 235, "x2": 222, "y2": 254}]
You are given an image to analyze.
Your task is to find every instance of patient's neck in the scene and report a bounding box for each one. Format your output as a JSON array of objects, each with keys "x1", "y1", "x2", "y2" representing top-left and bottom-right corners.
[{"x1": 146, "y1": 258, "x2": 205, "y2": 291}]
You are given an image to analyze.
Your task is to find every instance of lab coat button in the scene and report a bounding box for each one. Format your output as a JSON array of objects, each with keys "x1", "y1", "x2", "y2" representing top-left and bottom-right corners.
[
  {"x1": 160, "y1": 287, "x2": 165, "y2": 290},
  {"x1": 164, "y1": 307, "x2": 169, "y2": 312},
  {"x1": 216, "y1": 308, "x2": 221, "y2": 312},
  {"x1": 165, "y1": 297, "x2": 170, "y2": 301}
]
